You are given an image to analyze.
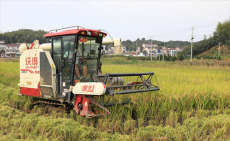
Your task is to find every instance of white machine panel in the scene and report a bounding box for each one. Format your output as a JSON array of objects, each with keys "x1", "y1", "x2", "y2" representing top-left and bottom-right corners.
[
  {"x1": 19, "y1": 49, "x2": 42, "y2": 88},
  {"x1": 73, "y1": 82, "x2": 106, "y2": 95}
]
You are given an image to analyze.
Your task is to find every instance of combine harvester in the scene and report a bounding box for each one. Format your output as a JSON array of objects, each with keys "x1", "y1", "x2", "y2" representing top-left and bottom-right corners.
[{"x1": 18, "y1": 26, "x2": 160, "y2": 118}]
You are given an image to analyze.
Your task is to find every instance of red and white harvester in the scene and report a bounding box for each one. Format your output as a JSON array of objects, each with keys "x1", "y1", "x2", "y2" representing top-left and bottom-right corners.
[{"x1": 18, "y1": 26, "x2": 160, "y2": 118}]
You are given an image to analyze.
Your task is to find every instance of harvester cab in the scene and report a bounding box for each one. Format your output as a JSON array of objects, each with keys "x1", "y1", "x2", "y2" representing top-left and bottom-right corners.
[
  {"x1": 18, "y1": 26, "x2": 160, "y2": 118},
  {"x1": 45, "y1": 30, "x2": 104, "y2": 95}
]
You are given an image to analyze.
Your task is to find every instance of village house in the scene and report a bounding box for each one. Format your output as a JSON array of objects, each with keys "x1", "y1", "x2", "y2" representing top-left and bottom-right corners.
[
  {"x1": 5, "y1": 44, "x2": 21, "y2": 58},
  {"x1": 141, "y1": 43, "x2": 158, "y2": 56},
  {"x1": 0, "y1": 40, "x2": 7, "y2": 57},
  {"x1": 142, "y1": 43, "x2": 158, "y2": 52},
  {"x1": 0, "y1": 40, "x2": 6, "y2": 50},
  {"x1": 0, "y1": 40, "x2": 28, "y2": 58},
  {"x1": 176, "y1": 47, "x2": 184, "y2": 52},
  {"x1": 122, "y1": 44, "x2": 127, "y2": 52}
]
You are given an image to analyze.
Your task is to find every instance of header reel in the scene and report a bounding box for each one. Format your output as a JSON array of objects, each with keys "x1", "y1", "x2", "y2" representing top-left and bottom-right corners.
[{"x1": 93, "y1": 72, "x2": 160, "y2": 108}]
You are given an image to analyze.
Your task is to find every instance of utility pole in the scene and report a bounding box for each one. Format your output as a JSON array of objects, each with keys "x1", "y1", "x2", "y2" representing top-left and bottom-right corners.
[
  {"x1": 218, "y1": 42, "x2": 221, "y2": 56},
  {"x1": 159, "y1": 46, "x2": 160, "y2": 62},
  {"x1": 151, "y1": 36, "x2": 153, "y2": 61},
  {"x1": 190, "y1": 27, "x2": 194, "y2": 63},
  {"x1": 224, "y1": 45, "x2": 225, "y2": 58},
  {"x1": 163, "y1": 42, "x2": 165, "y2": 62},
  {"x1": 136, "y1": 40, "x2": 138, "y2": 56}
]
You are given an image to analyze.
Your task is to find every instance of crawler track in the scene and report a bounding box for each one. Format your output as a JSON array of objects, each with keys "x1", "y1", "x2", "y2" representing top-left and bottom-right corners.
[{"x1": 29, "y1": 99, "x2": 73, "y2": 113}]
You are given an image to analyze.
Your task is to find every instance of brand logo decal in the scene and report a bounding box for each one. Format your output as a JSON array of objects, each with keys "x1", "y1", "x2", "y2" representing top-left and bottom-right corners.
[
  {"x1": 26, "y1": 66, "x2": 37, "y2": 69},
  {"x1": 35, "y1": 70, "x2": 40, "y2": 74},
  {"x1": 25, "y1": 57, "x2": 38, "y2": 69},
  {"x1": 26, "y1": 81, "x2": 32, "y2": 85},
  {"x1": 81, "y1": 85, "x2": 95, "y2": 92},
  {"x1": 20, "y1": 69, "x2": 34, "y2": 73},
  {"x1": 79, "y1": 37, "x2": 88, "y2": 42}
]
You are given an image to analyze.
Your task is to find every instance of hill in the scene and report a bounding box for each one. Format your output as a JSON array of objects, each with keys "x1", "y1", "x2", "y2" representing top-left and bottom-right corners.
[
  {"x1": 181, "y1": 20, "x2": 230, "y2": 57},
  {"x1": 198, "y1": 44, "x2": 230, "y2": 57},
  {"x1": 0, "y1": 29, "x2": 48, "y2": 44}
]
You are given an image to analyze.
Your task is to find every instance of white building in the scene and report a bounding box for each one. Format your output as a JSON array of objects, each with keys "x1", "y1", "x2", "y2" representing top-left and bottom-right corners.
[
  {"x1": 0, "y1": 40, "x2": 6, "y2": 50},
  {"x1": 142, "y1": 43, "x2": 158, "y2": 48},
  {"x1": 0, "y1": 40, "x2": 7, "y2": 57},
  {"x1": 122, "y1": 44, "x2": 127, "y2": 52},
  {"x1": 167, "y1": 48, "x2": 177, "y2": 56},
  {"x1": 5, "y1": 44, "x2": 21, "y2": 58},
  {"x1": 142, "y1": 43, "x2": 158, "y2": 53},
  {"x1": 176, "y1": 47, "x2": 184, "y2": 52}
]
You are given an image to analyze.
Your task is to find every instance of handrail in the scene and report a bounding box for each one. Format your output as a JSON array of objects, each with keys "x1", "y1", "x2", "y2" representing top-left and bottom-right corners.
[
  {"x1": 98, "y1": 29, "x2": 113, "y2": 41},
  {"x1": 48, "y1": 25, "x2": 91, "y2": 36}
]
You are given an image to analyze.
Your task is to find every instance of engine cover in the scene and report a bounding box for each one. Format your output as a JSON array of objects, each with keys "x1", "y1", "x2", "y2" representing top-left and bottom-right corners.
[{"x1": 72, "y1": 82, "x2": 106, "y2": 95}]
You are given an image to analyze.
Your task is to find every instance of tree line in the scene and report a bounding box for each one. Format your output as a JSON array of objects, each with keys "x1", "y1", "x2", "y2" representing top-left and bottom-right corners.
[
  {"x1": 0, "y1": 29, "x2": 191, "y2": 52},
  {"x1": 121, "y1": 38, "x2": 190, "y2": 52},
  {"x1": 0, "y1": 29, "x2": 48, "y2": 44}
]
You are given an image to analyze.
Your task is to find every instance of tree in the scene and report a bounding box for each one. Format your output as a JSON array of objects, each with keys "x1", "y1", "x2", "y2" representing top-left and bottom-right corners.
[
  {"x1": 204, "y1": 34, "x2": 207, "y2": 40},
  {"x1": 0, "y1": 29, "x2": 48, "y2": 44},
  {"x1": 0, "y1": 49, "x2": 5, "y2": 54},
  {"x1": 143, "y1": 50, "x2": 147, "y2": 56}
]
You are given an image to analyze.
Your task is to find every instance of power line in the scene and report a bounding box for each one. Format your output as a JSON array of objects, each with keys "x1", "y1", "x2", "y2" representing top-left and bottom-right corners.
[
  {"x1": 150, "y1": 22, "x2": 220, "y2": 38},
  {"x1": 193, "y1": 22, "x2": 218, "y2": 29},
  {"x1": 193, "y1": 37, "x2": 204, "y2": 39},
  {"x1": 153, "y1": 28, "x2": 190, "y2": 37},
  {"x1": 191, "y1": 37, "x2": 230, "y2": 45}
]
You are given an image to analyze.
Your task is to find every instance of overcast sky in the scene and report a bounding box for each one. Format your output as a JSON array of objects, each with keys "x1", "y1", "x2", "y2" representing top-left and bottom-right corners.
[{"x1": 0, "y1": 0, "x2": 229, "y2": 42}]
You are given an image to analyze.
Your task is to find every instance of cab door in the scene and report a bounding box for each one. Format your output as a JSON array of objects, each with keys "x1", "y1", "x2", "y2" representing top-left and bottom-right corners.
[
  {"x1": 52, "y1": 35, "x2": 76, "y2": 94},
  {"x1": 61, "y1": 35, "x2": 76, "y2": 88},
  {"x1": 52, "y1": 37, "x2": 62, "y2": 94}
]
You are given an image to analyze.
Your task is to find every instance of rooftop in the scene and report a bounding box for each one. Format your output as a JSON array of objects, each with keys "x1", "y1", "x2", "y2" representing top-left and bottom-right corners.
[
  {"x1": 143, "y1": 43, "x2": 158, "y2": 45},
  {"x1": 167, "y1": 48, "x2": 177, "y2": 50},
  {"x1": 6, "y1": 44, "x2": 20, "y2": 48},
  {"x1": 44, "y1": 29, "x2": 107, "y2": 37}
]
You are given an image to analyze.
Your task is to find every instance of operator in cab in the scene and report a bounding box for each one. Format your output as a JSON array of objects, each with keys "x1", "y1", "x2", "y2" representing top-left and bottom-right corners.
[{"x1": 64, "y1": 50, "x2": 88, "y2": 81}]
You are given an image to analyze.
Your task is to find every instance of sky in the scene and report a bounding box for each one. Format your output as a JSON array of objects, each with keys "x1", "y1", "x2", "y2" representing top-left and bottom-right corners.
[{"x1": 0, "y1": 0, "x2": 229, "y2": 42}]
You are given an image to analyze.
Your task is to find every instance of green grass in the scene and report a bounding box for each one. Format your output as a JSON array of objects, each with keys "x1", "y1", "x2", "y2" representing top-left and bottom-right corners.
[{"x1": 0, "y1": 58, "x2": 230, "y2": 140}]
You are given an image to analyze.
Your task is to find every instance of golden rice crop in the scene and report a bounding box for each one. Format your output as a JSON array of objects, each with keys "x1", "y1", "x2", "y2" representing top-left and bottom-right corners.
[{"x1": 0, "y1": 58, "x2": 230, "y2": 140}]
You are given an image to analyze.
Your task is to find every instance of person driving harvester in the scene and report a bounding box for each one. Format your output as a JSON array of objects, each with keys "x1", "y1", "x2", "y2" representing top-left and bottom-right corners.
[
  {"x1": 64, "y1": 50, "x2": 88, "y2": 81},
  {"x1": 75, "y1": 51, "x2": 88, "y2": 81}
]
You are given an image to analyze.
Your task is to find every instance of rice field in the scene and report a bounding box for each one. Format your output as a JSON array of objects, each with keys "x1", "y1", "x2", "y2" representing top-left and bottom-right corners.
[{"x1": 0, "y1": 58, "x2": 230, "y2": 140}]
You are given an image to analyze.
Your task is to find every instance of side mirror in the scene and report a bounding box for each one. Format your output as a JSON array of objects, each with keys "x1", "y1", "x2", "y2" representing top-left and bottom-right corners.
[
  {"x1": 100, "y1": 46, "x2": 104, "y2": 55},
  {"x1": 62, "y1": 58, "x2": 65, "y2": 68}
]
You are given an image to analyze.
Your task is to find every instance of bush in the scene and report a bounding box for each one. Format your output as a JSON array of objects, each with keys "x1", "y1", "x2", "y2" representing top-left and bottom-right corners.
[
  {"x1": 169, "y1": 56, "x2": 176, "y2": 62},
  {"x1": 178, "y1": 55, "x2": 185, "y2": 61},
  {"x1": 131, "y1": 57, "x2": 138, "y2": 64},
  {"x1": 201, "y1": 56, "x2": 221, "y2": 60},
  {"x1": 145, "y1": 57, "x2": 151, "y2": 60},
  {"x1": 127, "y1": 56, "x2": 132, "y2": 60},
  {"x1": 162, "y1": 55, "x2": 169, "y2": 61}
]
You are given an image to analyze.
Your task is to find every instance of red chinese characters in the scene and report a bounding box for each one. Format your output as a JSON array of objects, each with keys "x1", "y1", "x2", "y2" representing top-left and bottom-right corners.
[
  {"x1": 81, "y1": 85, "x2": 95, "y2": 92},
  {"x1": 32, "y1": 57, "x2": 38, "y2": 65},
  {"x1": 25, "y1": 57, "x2": 38, "y2": 67},
  {"x1": 79, "y1": 37, "x2": 88, "y2": 42},
  {"x1": 25, "y1": 57, "x2": 31, "y2": 65}
]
